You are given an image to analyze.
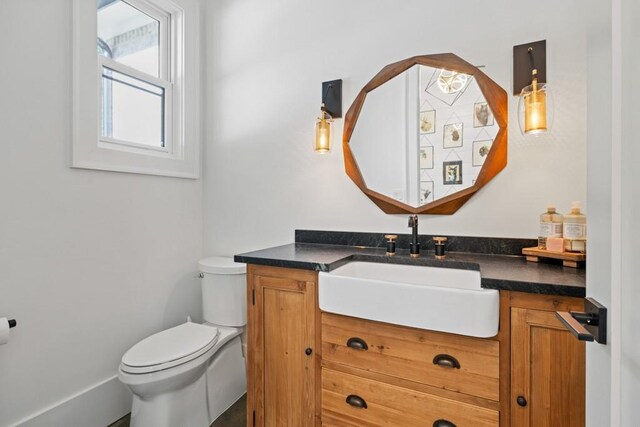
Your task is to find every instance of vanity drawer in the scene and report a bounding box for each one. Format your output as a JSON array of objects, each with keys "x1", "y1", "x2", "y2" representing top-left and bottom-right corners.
[
  {"x1": 322, "y1": 368, "x2": 499, "y2": 427},
  {"x1": 322, "y1": 313, "x2": 500, "y2": 401}
]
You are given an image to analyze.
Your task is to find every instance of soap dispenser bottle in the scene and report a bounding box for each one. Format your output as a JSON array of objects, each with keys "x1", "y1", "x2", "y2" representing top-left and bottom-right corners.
[
  {"x1": 563, "y1": 201, "x2": 587, "y2": 252},
  {"x1": 538, "y1": 205, "x2": 563, "y2": 249}
]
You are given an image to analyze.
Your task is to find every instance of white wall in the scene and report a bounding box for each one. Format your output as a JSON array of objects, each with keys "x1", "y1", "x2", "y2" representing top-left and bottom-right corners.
[
  {"x1": 203, "y1": 0, "x2": 590, "y2": 257},
  {"x1": 0, "y1": 1, "x2": 203, "y2": 425}
]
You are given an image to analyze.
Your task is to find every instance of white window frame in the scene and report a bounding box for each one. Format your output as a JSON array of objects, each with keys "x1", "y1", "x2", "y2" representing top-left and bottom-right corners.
[
  {"x1": 98, "y1": 0, "x2": 172, "y2": 154},
  {"x1": 73, "y1": 0, "x2": 200, "y2": 179}
]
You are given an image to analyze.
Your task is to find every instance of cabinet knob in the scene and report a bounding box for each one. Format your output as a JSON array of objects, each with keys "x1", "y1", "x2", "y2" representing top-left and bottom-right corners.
[
  {"x1": 517, "y1": 395, "x2": 528, "y2": 407},
  {"x1": 433, "y1": 419, "x2": 457, "y2": 427},
  {"x1": 305, "y1": 347, "x2": 313, "y2": 356}
]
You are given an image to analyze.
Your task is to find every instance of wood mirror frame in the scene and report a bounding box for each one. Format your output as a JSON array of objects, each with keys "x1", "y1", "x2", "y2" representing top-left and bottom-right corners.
[{"x1": 343, "y1": 53, "x2": 508, "y2": 214}]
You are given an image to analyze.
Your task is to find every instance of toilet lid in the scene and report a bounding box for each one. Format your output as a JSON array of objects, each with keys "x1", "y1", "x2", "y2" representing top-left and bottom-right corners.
[
  {"x1": 198, "y1": 256, "x2": 246, "y2": 275},
  {"x1": 121, "y1": 323, "x2": 219, "y2": 374}
]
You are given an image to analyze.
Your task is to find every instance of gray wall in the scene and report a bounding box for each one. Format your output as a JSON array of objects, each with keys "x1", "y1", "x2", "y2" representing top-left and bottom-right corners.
[
  {"x1": 619, "y1": 0, "x2": 640, "y2": 423},
  {"x1": 585, "y1": 0, "x2": 612, "y2": 424}
]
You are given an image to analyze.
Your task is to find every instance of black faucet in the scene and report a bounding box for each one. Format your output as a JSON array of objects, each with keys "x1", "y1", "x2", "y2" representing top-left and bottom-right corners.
[{"x1": 408, "y1": 215, "x2": 420, "y2": 257}]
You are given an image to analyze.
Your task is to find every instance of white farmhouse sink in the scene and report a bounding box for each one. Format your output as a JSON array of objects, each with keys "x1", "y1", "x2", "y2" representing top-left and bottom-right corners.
[{"x1": 318, "y1": 261, "x2": 499, "y2": 338}]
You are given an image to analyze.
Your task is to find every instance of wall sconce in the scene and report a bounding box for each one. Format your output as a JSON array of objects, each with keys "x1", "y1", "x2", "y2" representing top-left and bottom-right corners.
[
  {"x1": 514, "y1": 40, "x2": 553, "y2": 135},
  {"x1": 314, "y1": 79, "x2": 342, "y2": 153}
]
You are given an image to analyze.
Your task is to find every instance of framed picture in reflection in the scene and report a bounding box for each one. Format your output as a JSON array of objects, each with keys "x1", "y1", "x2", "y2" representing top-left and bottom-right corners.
[
  {"x1": 472, "y1": 140, "x2": 493, "y2": 166},
  {"x1": 443, "y1": 123, "x2": 463, "y2": 148},
  {"x1": 419, "y1": 181, "x2": 434, "y2": 205},
  {"x1": 443, "y1": 160, "x2": 463, "y2": 185},
  {"x1": 419, "y1": 146, "x2": 434, "y2": 169},
  {"x1": 474, "y1": 102, "x2": 494, "y2": 127},
  {"x1": 420, "y1": 110, "x2": 436, "y2": 134}
]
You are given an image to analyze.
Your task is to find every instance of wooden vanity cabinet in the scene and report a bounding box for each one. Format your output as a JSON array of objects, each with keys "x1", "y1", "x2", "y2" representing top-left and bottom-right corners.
[
  {"x1": 508, "y1": 292, "x2": 586, "y2": 427},
  {"x1": 245, "y1": 265, "x2": 586, "y2": 427},
  {"x1": 246, "y1": 265, "x2": 320, "y2": 427}
]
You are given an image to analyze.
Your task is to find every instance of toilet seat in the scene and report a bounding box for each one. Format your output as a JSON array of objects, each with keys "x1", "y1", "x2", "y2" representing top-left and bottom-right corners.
[{"x1": 121, "y1": 323, "x2": 219, "y2": 374}]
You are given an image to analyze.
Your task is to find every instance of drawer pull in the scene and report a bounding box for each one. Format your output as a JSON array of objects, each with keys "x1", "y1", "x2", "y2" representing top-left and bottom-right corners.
[
  {"x1": 346, "y1": 337, "x2": 369, "y2": 351},
  {"x1": 345, "y1": 394, "x2": 368, "y2": 409},
  {"x1": 433, "y1": 419, "x2": 457, "y2": 427},
  {"x1": 432, "y1": 354, "x2": 461, "y2": 369}
]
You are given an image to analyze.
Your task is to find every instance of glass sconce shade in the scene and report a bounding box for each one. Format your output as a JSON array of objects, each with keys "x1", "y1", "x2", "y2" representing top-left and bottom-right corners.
[
  {"x1": 518, "y1": 78, "x2": 553, "y2": 135},
  {"x1": 314, "y1": 110, "x2": 333, "y2": 153}
]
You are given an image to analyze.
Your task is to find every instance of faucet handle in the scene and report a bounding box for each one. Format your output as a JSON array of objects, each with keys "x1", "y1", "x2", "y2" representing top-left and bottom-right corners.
[
  {"x1": 433, "y1": 236, "x2": 447, "y2": 259},
  {"x1": 384, "y1": 235, "x2": 398, "y2": 256}
]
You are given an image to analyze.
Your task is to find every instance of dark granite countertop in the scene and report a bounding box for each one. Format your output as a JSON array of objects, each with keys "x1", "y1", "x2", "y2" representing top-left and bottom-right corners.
[{"x1": 235, "y1": 242, "x2": 586, "y2": 297}]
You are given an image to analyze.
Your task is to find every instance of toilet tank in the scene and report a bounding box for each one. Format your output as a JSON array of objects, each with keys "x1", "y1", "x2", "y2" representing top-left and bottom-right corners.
[{"x1": 198, "y1": 256, "x2": 247, "y2": 327}]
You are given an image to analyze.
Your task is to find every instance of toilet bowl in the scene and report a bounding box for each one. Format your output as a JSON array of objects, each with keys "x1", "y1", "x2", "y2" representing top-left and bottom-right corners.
[{"x1": 118, "y1": 257, "x2": 247, "y2": 427}]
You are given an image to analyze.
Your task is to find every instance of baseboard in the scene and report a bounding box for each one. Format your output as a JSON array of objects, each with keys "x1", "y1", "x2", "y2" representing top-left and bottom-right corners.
[{"x1": 14, "y1": 376, "x2": 131, "y2": 427}]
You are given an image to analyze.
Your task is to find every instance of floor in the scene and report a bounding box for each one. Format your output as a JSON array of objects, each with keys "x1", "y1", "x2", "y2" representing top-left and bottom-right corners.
[{"x1": 108, "y1": 394, "x2": 246, "y2": 427}]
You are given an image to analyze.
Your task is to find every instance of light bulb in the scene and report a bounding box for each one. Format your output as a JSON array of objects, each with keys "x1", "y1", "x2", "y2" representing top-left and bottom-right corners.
[
  {"x1": 314, "y1": 111, "x2": 332, "y2": 153},
  {"x1": 518, "y1": 73, "x2": 553, "y2": 136},
  {"x1": 524, "y1": 78, "x2": 547, "y2": 134},
  {"x1": 437, "y1": 69, "x2": 468, "y2": 94}
]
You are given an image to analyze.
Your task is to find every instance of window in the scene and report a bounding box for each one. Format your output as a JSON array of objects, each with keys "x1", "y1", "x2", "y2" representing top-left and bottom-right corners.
[
  {"x1": 73, "y1": 0, "x2": 200, "y2": 178},
  {"x1": 98, "y1": 0, "x2": 168, "y2": 150}
]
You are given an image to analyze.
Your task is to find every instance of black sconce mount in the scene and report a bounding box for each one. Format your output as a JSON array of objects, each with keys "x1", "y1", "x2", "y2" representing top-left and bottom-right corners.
[
  {"x1": 321, "y1": 79, "x2": 342, "y2": 118},
  {"x1": 513, "y1": 40, "x2": 547, "y2": 95}
]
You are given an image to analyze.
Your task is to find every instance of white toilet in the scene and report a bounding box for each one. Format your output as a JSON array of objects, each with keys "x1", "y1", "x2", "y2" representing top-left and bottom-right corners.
[{"x1": 118, "y1": 257, "x2": 247, "y2": 427}]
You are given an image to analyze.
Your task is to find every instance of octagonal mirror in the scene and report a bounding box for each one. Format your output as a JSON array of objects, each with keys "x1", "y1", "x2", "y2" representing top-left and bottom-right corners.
[{"x1": 343, "y1": 53, "x2": 508, "y2": 214}]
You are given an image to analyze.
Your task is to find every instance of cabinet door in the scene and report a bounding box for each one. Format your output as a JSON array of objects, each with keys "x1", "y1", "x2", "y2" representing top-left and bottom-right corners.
[
  {"x1": 247, "y1": 266, "x2": 317, "y2": 427},
  {"x1": 511, "y1": 307, "x2": 585, "y2": 427}
]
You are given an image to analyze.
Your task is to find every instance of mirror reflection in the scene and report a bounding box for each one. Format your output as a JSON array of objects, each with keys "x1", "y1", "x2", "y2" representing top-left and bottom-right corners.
[{"x1": 350, "y1": 65, "x2": 499, "y2": 208}]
